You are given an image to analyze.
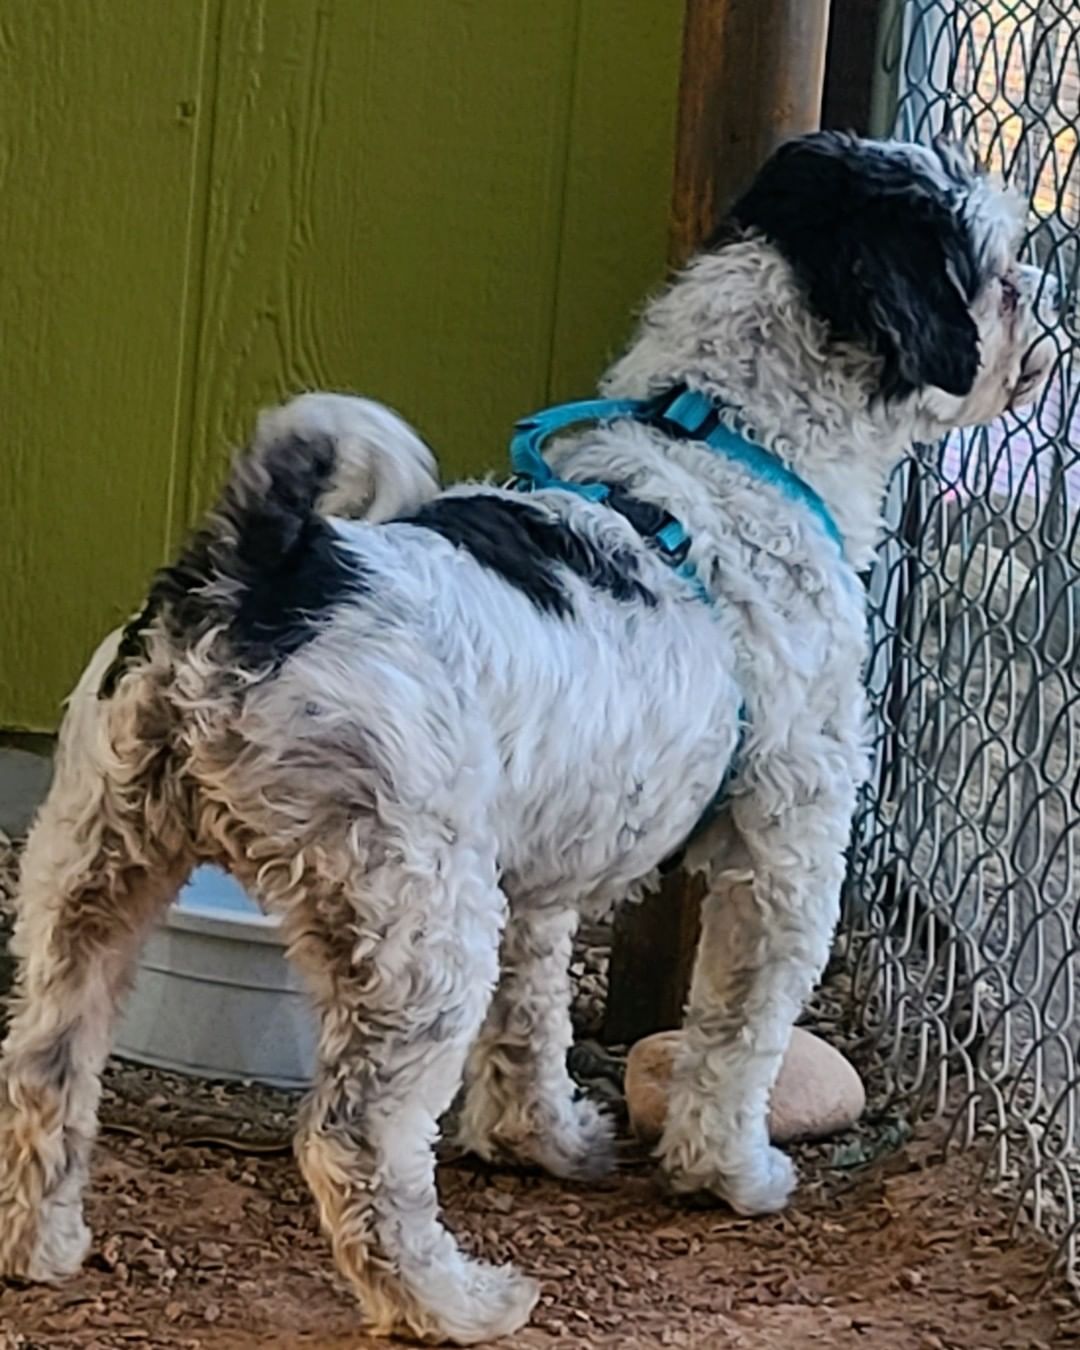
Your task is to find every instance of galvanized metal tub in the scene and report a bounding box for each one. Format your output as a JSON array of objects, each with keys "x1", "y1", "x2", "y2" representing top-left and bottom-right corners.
[{"x1": 114, "y1": 866, "x2": 317, "y2": 1088}]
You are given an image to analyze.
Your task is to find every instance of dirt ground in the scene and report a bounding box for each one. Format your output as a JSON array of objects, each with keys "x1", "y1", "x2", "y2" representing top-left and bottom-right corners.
[{"x1": 1, "y1": 1063, "x2": 1077, "y2": 1350}]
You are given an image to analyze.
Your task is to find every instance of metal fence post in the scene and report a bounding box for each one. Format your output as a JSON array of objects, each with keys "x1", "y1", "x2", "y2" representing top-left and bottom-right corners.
[{"x1": 604, "y1": 0, "x2": 832, "y2": 1046}]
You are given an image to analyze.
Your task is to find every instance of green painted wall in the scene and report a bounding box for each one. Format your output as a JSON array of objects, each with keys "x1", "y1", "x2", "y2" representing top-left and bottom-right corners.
[{"x1": 1, "y1": 0, "x2": 682, "y2": 731}]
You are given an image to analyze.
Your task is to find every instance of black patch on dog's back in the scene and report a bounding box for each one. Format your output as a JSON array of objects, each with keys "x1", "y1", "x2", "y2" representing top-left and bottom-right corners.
[
  {"x1": 230, "y1": 517, "x2": 370, "y2": 666},
  {"x1": 404, "y1": 495, "x2": 655, "y2": 618},
  {"x1": 156, "y1": 514, "x2": 369, "y2": 671},
  {"x1": 100, "y1": 436, "x2": 371, "y2": 693}
]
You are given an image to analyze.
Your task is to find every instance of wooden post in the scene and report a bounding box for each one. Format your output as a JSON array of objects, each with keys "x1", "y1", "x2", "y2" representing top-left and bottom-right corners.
[
  {"x1": 670, "y1": 0, "x2": 833, "y2": 266},
  {"x1": 604, "y1": 0, "x2": 832, "y2": 1047}
]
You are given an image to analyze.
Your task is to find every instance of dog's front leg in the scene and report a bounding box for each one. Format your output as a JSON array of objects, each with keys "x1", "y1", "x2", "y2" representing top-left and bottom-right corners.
[{"x1": 657, "y1": 793, "x2": 849, "y2": 1214}]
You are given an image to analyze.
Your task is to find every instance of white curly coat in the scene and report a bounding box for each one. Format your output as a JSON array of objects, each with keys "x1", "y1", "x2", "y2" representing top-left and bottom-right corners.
[{"x1": 0, "y1": 136, "x2": 1053, "y2": 1343}]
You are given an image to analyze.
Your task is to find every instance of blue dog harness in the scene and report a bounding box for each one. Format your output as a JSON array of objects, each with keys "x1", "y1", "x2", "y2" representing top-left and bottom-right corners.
[
  {"x1": 507, "y1": 384, "x2": 845, "y2": 867},
  {"x1": 511, "y1": 383, "x2": 843, "y2": 574}
]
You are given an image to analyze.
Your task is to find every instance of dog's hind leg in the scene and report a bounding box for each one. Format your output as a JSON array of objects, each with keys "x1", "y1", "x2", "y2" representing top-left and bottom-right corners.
[
  {"x1": 285, "y1": 843, "x2": 539, "y2": 1345},
  {"x1": 657, "y1": 789, "x2": 851, "y2": 1215},
  {"x1": 0, "y1": 635, "x2": 191, "y2": 1282},
  {"x1": 456, "y1": 903, "x2": 614, "y2": 1180}
]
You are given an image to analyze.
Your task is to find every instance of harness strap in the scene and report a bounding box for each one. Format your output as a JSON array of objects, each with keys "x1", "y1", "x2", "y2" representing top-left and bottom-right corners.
[
  {"x1": 507, "y1": 384, "x2": 845, "y2": 854},
  {"x1": 510, "y1": 384, "x2": 845, "y2": 563},
  {"x1": 510, "y1": 396, "x2": 645, "y2": 495}
]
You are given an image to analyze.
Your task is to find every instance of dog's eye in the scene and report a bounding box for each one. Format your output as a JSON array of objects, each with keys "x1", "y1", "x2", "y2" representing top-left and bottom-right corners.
[{"x1": 1000, "y1": 274, "x2": 1020, "y2": 313}]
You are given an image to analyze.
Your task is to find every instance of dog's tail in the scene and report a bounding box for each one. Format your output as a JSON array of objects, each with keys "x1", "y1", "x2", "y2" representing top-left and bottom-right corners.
[
  {"x1": 251, "y1": 392, "x2": 440, "y2": 524},
  {"x1": 100, "y1": 395, "x2": 440, "y2": 693},
  {"x1": 202, "y1": 393, "x2": 439, "y2": 579},
  {"x1": 183, "y1": 391, "x2": 440, "y2": 625}
]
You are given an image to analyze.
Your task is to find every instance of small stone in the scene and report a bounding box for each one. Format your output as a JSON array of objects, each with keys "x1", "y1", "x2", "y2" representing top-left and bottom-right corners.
[
  {"x1": 625, "y1": 1026, "x2": 865, "y2": 1145},
  {"x1": 99, "y1": 1234, "x2": 124, "y2": 1270}
]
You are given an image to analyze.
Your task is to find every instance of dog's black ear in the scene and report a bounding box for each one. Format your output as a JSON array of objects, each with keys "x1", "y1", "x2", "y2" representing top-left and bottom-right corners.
[{"x1": 727, "y1": 132, "x2": 981, "y2": 399}]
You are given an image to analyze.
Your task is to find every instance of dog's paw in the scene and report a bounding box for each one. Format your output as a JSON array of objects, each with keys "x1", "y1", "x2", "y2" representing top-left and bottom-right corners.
[
  {"x1": 714, "y1": 1145, "x2": 797, "y2": 1215},
  {"x1": 386, "y1": 1259, "x2": 540, "y2": 1346},
  {"x1": 439, "y1": 1262, "x2": 540, "y2": 1345},
  {"x1": 29, "y1": 1196, "x2": 92, "y2": 1282},
  {"x1": 458, "y1": 1091, "x2": 616, "y2": 1182},
  {"x1": 531, "y1": 1093, "x2": 616, "y2": 1182},
  {"x1": 0, "y1": 1203, "x2": 91, "y2": 1284},
  {"x1": 661, "y1": 1143, "x2": 796, "y2": 1216}
]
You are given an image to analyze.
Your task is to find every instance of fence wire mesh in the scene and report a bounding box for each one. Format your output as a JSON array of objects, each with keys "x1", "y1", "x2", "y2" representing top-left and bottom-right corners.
[{"x1": 845, "y1": 0, "x2": 1080, "y2": 1278}]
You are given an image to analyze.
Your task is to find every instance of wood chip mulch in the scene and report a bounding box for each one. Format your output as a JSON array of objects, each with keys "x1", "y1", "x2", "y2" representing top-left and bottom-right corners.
[{"x1": 1, "y1": 1070, "x2": 1076, "y2": 1350}]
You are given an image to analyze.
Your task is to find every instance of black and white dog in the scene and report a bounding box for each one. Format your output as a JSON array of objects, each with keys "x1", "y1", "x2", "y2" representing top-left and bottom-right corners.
[{"x1": 0, "y1": 133, "x2": 1054, "y2": 1342}]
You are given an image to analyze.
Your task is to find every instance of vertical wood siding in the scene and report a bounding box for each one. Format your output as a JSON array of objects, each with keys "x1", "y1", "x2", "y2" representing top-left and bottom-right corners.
[{"x1": 0, "y1": 0, "x2": 681, "y2": 730}]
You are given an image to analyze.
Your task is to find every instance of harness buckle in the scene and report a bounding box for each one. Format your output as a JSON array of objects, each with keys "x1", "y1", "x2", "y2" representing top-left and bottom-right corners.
[{"x1": 653, "y1": 519, "x2": 691, "y2": 565}]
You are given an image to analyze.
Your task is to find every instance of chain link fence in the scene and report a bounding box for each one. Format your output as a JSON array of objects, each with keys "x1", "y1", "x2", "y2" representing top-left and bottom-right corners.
[{"x1": 846, "y1": 0, "x2": 1080, "y2": 1278}]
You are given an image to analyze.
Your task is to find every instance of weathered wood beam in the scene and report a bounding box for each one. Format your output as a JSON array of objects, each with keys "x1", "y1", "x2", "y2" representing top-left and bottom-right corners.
[{"x1": 605, "y1": 0, "x2": 832, "y2": 1046}]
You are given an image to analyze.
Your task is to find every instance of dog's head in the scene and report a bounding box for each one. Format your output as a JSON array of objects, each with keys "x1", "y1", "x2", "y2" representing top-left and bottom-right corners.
[{"x1": 726, "y1": 131, "x2": 1055, "y2": 425}]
